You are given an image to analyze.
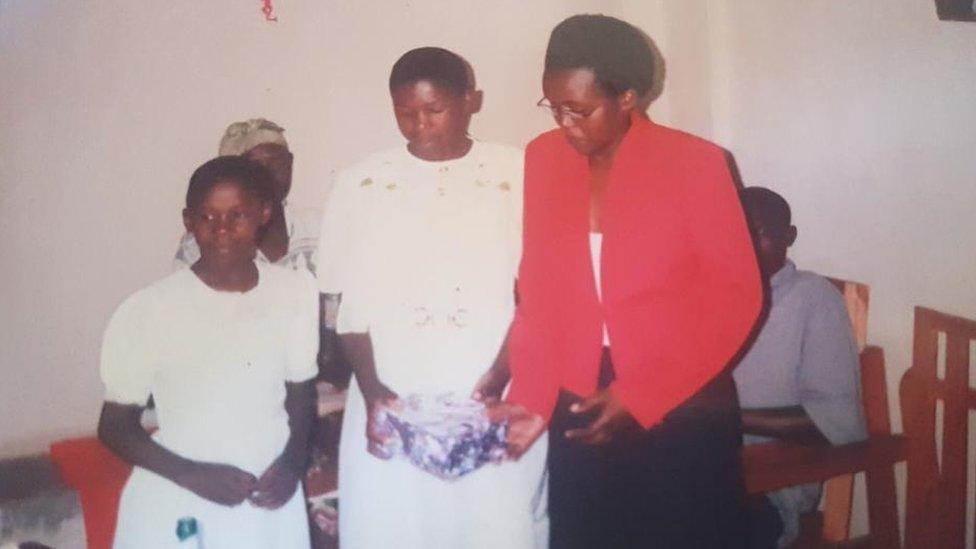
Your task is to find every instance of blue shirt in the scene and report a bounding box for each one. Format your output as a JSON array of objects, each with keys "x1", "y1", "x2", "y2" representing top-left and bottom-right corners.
[{"x1": 734, "y1": 260, "x2": 867, "y2": 546}]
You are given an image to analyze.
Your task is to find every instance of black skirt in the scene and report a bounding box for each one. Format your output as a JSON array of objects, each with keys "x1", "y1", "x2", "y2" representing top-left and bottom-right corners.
[{"x1": 548, "y1": 349, "x2": 748, "y2": 549}]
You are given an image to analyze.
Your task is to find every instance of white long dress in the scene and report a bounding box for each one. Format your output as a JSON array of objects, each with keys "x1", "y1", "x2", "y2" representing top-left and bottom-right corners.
[
  {"x1": 317, "y1": 142, "x2": 548, "y2": 549},
  {"x1": 100, "y1": 264, "x2": 317, "y2": 549}
]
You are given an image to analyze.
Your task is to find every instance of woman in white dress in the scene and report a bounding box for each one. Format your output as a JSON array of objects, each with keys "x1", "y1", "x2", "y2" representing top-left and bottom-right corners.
[
  {"x1": 316, "y1": 47, "x2": 548, "y2": 549},
  {"x1": 98, "y1": 156, "x2": 317, "y2": 549}
]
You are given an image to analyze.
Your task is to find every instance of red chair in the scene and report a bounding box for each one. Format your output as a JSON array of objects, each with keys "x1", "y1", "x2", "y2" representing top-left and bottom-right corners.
[{"x1": 49, "y1": 437, "x2": 132, "y2": 549}]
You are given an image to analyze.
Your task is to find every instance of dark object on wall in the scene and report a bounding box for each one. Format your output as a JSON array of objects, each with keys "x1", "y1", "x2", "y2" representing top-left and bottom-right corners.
[{"x1": 935, "y1": 0, "x2": 976, "y2": 21}]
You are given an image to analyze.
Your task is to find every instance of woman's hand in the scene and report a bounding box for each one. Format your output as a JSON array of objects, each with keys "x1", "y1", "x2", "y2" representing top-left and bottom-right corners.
[
  {"x1": 174, "y1": 461, "x2": 257, "y2": 506},
  {"x1": 471, "y1": 365, "x2": 511, "y2": 402},
  {"x1": 488, "y1": 402, "x2": 546, "y2": 459},
  {"x1": 473, "y1": 321, "x2": 513, "y2": 402},
  {"x1": 249, "y1": 454, "x2": 302, "y2": 510},
  {"x1": 564, "y1": 388, "x2": 640, "y2": 445},
  {"x1": 363, "y1": 383, "x2": 400, "y2": 460}
]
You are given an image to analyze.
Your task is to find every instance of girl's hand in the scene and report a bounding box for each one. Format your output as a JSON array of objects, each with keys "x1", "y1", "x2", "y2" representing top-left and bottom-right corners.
[
  {"x1": 564, "y1": 388, "x2": 640, "y2": 445},
  {"x1": 488, "y1": 402, "x2": 545, "y2": 459},
  {"x1": 249, "y1": 455, "x2": 301, "y2": 510},
  {"x1": 175, "y1": 461, "x2": 257, "y2": 506},
  {"x1": 471, "y1": 365, "x2": 510, "y2": 402},
  {"x1": 364, "y1": 384, "x2": 400, "y2": 460}
]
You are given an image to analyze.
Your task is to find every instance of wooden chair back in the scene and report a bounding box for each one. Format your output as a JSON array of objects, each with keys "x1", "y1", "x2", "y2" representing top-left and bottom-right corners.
[
  {"x1": 825, "y1": 277, "x2": 870, "y2": 351},
  {"x1": 819, "y1": 277, "x2": 870, "y2": 542},
  {"x1": 901, "y1": 307, "x2": 976, "y2": 549}
]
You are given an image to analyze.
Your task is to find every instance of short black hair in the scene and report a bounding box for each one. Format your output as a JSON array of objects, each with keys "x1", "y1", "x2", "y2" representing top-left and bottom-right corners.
[
  {"x1": 740, "y1": 186, "x2": 792, "y2": 234},
  {"x1": 185, "y1": 156, "x2": 275, "y2": 210},
  {"x1": 389, "y1": 47, "x2": 473, "y2": 97},
  {"x1": 545, "y1": 14, "x2": 655, "y2": 97}
]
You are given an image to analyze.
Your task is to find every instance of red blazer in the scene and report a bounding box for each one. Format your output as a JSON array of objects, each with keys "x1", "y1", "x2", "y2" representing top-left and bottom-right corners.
[{"x1": 507, "y1": 115, "x2": 762, "y2": 428}]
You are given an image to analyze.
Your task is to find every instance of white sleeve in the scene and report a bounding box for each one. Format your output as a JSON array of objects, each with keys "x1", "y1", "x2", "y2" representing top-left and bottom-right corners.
[
  {"x1": 334, "y1": 287, "x2": 370, "y2": 334},
  {"x1": 316, "y1": 170, "x2": 371, "y2": 334},
  {"x1": 284, "y1": 270, "x2": 320, "y2": 382},
  {"x1": 100, "y1": 295, "x2": 155, "y2": 406},
  {"x1": 316, "y1": 174, "x2": 355, "y2": 296}
]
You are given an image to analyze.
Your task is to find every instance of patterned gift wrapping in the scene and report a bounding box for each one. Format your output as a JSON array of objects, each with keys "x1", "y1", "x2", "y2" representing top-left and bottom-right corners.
[{"x1": 375, "y1": 394, "x2": 508, "y2": 480}]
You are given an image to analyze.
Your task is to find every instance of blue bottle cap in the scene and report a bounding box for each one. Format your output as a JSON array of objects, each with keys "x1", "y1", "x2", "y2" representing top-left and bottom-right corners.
[{"x1": 176, "y1": 517, "x2": 198, "y2": 541}]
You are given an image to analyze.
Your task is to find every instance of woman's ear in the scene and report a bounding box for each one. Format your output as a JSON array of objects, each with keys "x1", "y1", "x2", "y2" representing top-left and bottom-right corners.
[
  {"x1": 259, "y1": 203, "x2": 273, "y2": 227},
  {"x1": 617, "y1": 89, "x2": 638, "y2": 113}
]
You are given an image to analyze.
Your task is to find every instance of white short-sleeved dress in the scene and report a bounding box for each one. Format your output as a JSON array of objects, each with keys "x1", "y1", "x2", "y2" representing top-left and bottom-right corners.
[
  {"x1": 100, "y1": 263, "x2": 318, "y2": 549},
  {"x1": 317, "y1": 142, "x2": 548, "y2": 549}
]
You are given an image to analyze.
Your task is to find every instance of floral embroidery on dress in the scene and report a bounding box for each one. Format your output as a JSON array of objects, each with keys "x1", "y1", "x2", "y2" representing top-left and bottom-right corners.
[{"x1": 447, "y1": 308, "x2": 469, "y2": 328}]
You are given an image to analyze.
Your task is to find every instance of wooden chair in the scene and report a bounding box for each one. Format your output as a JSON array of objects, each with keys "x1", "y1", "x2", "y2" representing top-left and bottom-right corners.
[
  {"x1": 901, "y1": 307, "x2": 976, "y2": 549},
  {"x1": 819, "y1": 278, "x2": 872, "y2": 542},
  {"x1": 743, "y1": 345, "x2": 904, "y2": 548},
  {"x1": 742, "y1": 277, "x2": 905, "y2": 547}
]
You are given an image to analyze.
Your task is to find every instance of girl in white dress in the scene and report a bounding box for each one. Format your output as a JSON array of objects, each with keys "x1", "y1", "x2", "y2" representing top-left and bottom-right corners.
[
  {"x1": 98, "y1": 156, "x2": 317, "y2": 549},
  {"x1": 317, "y1": 47, "x2": 548, "y2": 548}
]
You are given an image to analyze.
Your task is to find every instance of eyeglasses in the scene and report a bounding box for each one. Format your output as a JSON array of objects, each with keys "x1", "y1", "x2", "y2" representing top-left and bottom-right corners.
[{"x1": 536, "y1": 98, "x2": 599, "y2": 121}]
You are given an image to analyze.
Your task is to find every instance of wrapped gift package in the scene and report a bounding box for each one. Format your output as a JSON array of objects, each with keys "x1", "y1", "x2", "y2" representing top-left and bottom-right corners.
[{"x1": 376, "y1": 393, "x2": 508, "y2": 480}]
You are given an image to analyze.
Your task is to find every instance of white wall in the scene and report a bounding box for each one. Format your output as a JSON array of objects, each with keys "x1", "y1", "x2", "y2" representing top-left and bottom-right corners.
[
  {"x1": 0, "y1": 0, "x2": 620, "y2": 457},
  {"x1": 625, "y1": 0, "x2": 976, "y2": 541},
  {"x1": 715, "y1": 3, "x2": 976, "y2": 409},
  {"x1": 631, "y1": 0, "x2": 976, "y2": 416},
  {"x1": 630, "y1": 0, "x2": 976, "y2": 426}
]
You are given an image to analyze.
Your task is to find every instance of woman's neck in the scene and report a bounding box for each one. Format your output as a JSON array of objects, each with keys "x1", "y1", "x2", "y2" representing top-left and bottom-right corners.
[
  {"x1": 191, "y1": 259, "x2": 259, "y2": 292},
  {"x1": 588, "y1": 115, "x2": 632, "y2": 171},
  {"x1": 407, "y1": 137, "x2": 473, "y2": 162},
  {"x1": 587, "y1": 115, "x2": 632, "y2": 233}
]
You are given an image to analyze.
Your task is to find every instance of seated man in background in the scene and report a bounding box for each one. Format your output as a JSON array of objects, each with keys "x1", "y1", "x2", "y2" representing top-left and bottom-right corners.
[{"x1": 734, "y1": 186, "x2": 867, "y2": 548}]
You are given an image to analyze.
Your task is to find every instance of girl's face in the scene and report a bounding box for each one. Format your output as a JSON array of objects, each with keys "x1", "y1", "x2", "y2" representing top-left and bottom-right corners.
[
  {"x1": 182, "y1": 179, "x2": 271, "y2": 263},
  {"x1": 541, "y1": 68, "x2": 636, "y2": 157},
  {"x1": 392, "y1": 79, "x2": 477, "y2": 161}
]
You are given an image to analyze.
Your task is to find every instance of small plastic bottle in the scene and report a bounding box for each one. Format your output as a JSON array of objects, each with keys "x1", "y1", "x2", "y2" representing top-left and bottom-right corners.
[{"x1": 176, "y1": 516, "x2": 203, "y2": 548}]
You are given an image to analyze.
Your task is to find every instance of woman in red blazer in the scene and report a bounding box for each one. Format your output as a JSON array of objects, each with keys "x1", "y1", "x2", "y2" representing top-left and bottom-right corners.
[{"x1": 496, "y1": 15, "x2": 763, "y2": 548}]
